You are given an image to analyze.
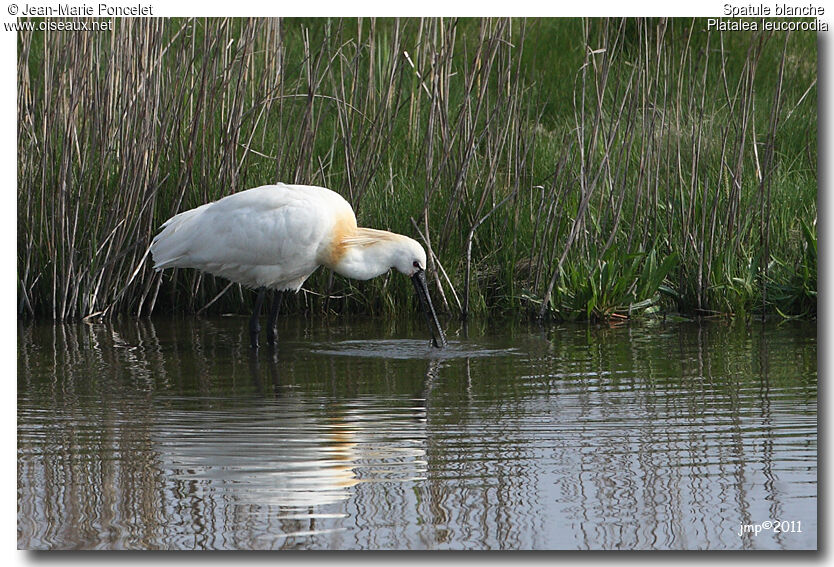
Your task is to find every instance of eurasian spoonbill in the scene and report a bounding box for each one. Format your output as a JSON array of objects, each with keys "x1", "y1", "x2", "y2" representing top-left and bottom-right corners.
[{"x1": 150, "y1": 183, "x2": 446, "y2": 349}]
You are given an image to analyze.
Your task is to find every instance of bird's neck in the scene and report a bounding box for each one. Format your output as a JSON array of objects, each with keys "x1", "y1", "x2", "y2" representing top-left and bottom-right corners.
[{"x1": 326, "y1": 228, "x2": 403, "y2": 281}]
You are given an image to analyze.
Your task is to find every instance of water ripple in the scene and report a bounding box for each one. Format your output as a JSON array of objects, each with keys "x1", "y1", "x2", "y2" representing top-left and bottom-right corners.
[
  {"x1": 309, "y1": 339, "x2": 517, "y2": 359},
  {"x1": 18, "y1": 319, "x2": 817, "y2": 550}
]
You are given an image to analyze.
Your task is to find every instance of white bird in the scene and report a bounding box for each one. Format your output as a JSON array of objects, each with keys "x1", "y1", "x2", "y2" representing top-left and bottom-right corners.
[{"x1": 150, "y1": 183, "x2": 446, "y2": 348}]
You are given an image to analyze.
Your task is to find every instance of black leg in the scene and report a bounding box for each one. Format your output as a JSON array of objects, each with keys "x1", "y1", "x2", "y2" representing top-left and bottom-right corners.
[
  {"x1": 248, "y1": 348, "x2": 263, "y2": 394},
  {"x1": 250, "y1": 287, "x2": 266, "y2": 349},
  {"x1": 266, "y1": 290, "x2": 284, "y2": 345}
]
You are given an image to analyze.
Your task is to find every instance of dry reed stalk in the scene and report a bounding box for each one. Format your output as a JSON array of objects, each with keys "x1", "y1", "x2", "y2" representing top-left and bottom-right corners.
[{"x1": 18, "y1": 17, "x2": 813, "y2": 321}]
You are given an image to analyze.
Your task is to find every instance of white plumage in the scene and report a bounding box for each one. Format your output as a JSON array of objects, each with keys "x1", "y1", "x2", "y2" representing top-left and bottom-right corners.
[
  {"x1": 152, "y1": 184, "x2": 352, "y2": 291},
  {"x1": 151, "y1": 183, "x2": 446, "y2": 348}
]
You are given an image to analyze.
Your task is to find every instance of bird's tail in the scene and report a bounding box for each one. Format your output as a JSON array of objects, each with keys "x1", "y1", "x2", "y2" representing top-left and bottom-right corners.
[{"x1": 150, "y1": 203, "x2": 210, "y2": 270}]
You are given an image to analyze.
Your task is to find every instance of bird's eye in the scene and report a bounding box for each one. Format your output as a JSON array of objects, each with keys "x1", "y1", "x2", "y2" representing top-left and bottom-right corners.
[{"x1": 413, "y1": 261, "x2": 420, "y2": 268}]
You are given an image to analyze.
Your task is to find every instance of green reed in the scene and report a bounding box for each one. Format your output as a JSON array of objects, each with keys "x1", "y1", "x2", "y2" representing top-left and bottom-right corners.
[{"x1": 17, "y1": 18, "x2": 816, "y2": 322}]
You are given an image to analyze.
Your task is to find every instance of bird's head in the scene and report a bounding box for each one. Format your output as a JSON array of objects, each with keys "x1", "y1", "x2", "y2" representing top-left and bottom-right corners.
[
  {"x1": 332, "y1": 229, "x2": 446, "y2": 348},
  {"x1": 392, "y1": 237, "x2": 428, "y2": 277}
]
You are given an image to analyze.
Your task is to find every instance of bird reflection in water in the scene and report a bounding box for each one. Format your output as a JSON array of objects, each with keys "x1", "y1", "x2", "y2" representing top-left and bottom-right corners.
[{"x1": 152, "y1": 344, "x2": 433, "y2": 534}]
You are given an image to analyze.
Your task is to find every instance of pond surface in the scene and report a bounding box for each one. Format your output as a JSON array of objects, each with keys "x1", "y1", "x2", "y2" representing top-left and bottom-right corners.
[{"x1": 17, "y1": 317, "x2": 817, "y2": 550}]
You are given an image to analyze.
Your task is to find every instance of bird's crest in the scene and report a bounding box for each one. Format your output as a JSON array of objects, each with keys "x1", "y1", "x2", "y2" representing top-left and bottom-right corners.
[{"x1": 341, "y1": 228, "x2": 403, "y2": 247}]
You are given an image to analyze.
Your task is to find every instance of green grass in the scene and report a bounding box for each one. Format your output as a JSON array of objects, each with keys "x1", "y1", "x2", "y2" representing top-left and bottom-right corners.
[{"x1": 17, "y1": 17, "x2": 817, "y2": 322}]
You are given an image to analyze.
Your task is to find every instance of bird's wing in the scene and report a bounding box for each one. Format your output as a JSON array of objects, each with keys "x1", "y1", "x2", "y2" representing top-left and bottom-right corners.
[
  {"x1": 152, "y1": 185, "x2": 355, "y2": 289},
  {"x1": 193, "y1": 189, "x2": 332, "y2": 265}
]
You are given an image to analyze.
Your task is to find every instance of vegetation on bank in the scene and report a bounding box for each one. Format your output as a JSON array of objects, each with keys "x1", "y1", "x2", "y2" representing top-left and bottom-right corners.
[{"x1": 17, "y1": 18, "x2": 817, "y2": 322}]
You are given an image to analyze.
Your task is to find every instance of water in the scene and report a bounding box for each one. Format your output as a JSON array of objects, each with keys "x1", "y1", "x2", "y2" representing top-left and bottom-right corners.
[{"x1": 17, "y1": 317, "x2": 817, "y2": 550}]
